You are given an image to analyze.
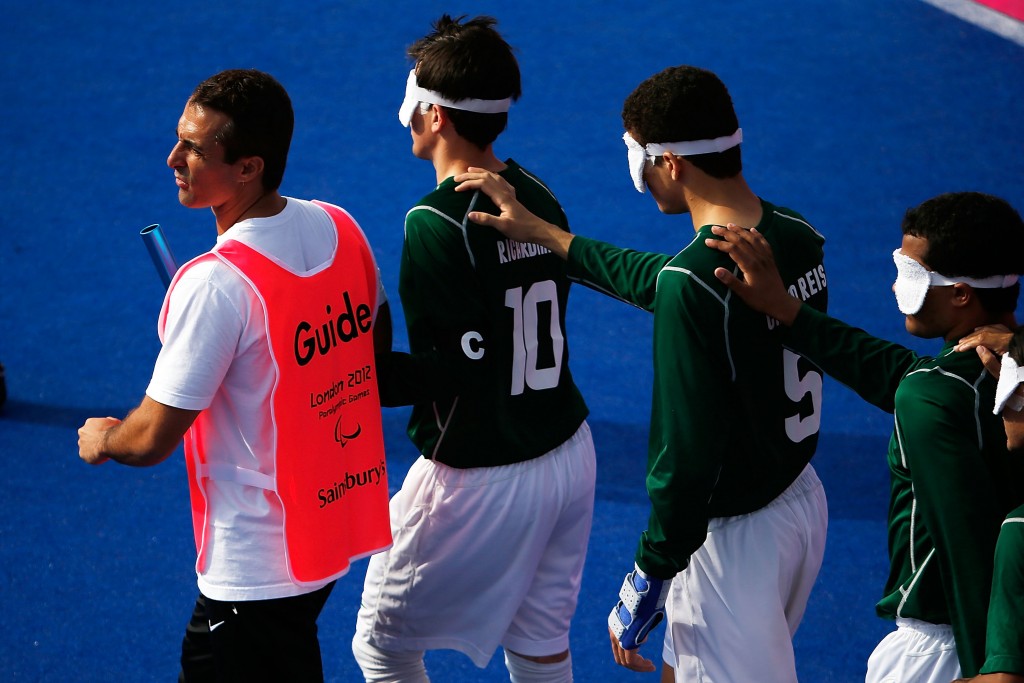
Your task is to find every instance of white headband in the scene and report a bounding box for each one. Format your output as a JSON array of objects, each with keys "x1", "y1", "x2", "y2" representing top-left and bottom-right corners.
[
  {"x1": 398, "y1": 70, "x2": 512, "y2": 127},
  {"x1": 892, "y1": 249, "x2": 1019, "y2": 315},
  {"x1": 994, "y1": 352, "x2": 1024, "y2": 414},
  {"x1": 624, "y1": 129, "x2": 743, "y2": 193}
]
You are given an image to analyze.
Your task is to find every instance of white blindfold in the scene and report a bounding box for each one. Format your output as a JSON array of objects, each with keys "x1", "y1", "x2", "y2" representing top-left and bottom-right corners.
[
  {"x1": 623, "y1": 129, "x2": 743, "y2": 193},
  {"x1": 891, "y1": 249, "x2": 1018, "y2": 316},
  {"x1": 398, "y1": 70, "x2": 512, "y2": 127}
]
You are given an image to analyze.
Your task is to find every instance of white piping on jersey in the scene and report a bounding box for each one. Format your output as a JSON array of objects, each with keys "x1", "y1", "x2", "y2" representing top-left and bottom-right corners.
[
  {"x1": 721, "y1": 285, "x2": 737, "y2": 382},
  {"x1": 896, "y1": 547, "x2": 935, "y2": 617},
  {"x1": 406, "y1": 205, "x2": 463, "y2": 234},
  {"x1": 1004, "y1": 517, "x2": 1024, "y2": 526},
  {"x1": 894, "y1": 364, "x2": 987, "y2": 579},
  {"x1": 894, "y1": 412, "x2": 909, "y2": 470},
  {"x1": 405, "y1": 200, "x2": 478, "y2": 269},
  {"x1": 893, "y1": 424, "x2": 919, "y2": 572},
  {"x1": 567, "y1": 274, "x2": 649, "y2": 311},
  {"x1": 660, "y1": 267, "x2": 727, "y2": 302},
  {"x1": 658, "y1": 263, "x2": 738, "y2": 381},
  {"x1": 568, "y1": 217, "x2": 695, "y2": 313},
  {"x1": 430, "y1": 397, "x2": 459, "y2": 460},
  {"x1": 772, "y1": 209, "x2": 824, "y2": 241},
  {"x1": 910, "y1": 484, "x2": 919, "y2": 572},
  {"x1": 513, "y1": 166, "x2": 559, "y2": 203},
  {"x1": 459, "y1": 192, "x2": 480, "y2": 269},
  {"x1": 904, "y1": 365, "x2": 987, "y2": 449},
  {"x1": 657, "y1": 259, "x2": 728, "y2": 305},
  {"x1": 970, "y1": 368, "x2": 988, "y2": 446}
]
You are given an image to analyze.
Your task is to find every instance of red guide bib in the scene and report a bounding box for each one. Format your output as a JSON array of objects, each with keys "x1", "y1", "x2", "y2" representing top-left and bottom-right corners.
[{"x1": 161, "y1": 201, "x2": 391, "y2": 585}]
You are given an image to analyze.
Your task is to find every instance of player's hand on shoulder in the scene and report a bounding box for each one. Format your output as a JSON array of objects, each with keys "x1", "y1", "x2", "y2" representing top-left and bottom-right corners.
[
  {"x1": 454, "y1": 167, "x2": 574, "y2": 258},
  {"x1": 705, "y1": 223, "x2": 775, "y2": 287},
  {"x1": 454, "y1": 168, "x2": 537, "y2": 237},
  {"x1": 454, "y1": 167, "x2": 516, "y2": 201},
  {"x1": 955, "y1": 324, "x2": 1013, "y2": 356},
  {"x1": 705, "y1": 224, "x2": 801, "y2": 325},
  {"x1": 454, "y1": 167, "x2": 517, "y2": 226},
  {"x1": 974, "y1": 344, "x2": 1003, "y2": 380}
]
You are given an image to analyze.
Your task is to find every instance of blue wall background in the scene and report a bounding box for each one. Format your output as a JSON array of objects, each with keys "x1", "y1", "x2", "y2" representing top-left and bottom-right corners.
[{"x1": 1, "y1": 2, "x2": 1021, "y2": 680}]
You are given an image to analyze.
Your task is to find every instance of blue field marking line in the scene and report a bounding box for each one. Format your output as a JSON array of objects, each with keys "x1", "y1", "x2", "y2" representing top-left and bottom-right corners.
[{"x1": 920, "y1": 0, "x2": 1024, "y2": 45}]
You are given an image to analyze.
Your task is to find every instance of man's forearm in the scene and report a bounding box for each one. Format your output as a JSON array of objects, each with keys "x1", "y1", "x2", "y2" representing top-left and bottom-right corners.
[
  {"x1": 534, "y1": 225, "x2": 574, "y2": 260},
  {"x1": 79, "y1": 396, "x2": 199, "y2": 467},
  {"x1": 100, "y1": 416, "x2": 177, "y2": 467}
]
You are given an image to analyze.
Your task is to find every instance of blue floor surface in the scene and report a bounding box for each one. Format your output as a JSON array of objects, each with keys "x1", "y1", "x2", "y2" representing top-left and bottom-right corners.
[{"x1": 1, "y1": 1, "x2": 1021, "y2": 680}]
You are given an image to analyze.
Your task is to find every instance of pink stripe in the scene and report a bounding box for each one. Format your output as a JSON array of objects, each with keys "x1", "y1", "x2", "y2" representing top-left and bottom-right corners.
[{"x1": 973, "y1": 0, "x2": 1024, "y2": 21}]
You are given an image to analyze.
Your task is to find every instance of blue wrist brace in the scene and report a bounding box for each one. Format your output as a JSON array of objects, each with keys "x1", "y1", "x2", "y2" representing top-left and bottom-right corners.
[{"x1": 608, "y1": 563, "x2": 670, "y2": 650}]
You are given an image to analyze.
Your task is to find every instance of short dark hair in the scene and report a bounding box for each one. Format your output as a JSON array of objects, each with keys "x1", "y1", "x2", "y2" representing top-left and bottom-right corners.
[
  {"x1": 621, "y1": 65, "x2": 741, "y2": 179},
  {"x1": 408, "y1": 14, "x2": 521, "y2": 150},
  {"x1": 903, "y1": 191, "x2": 1024, "y2": 314},
  {"x1": 189, "y1": 69, "x2": 293, "y2": 192}
]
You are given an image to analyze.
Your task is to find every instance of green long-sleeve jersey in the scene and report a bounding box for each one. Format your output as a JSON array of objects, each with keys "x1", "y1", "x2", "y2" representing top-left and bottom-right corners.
[
  {"x1": 566, "y1": 199, "x2": 828, "y2": 579},
  {"x1": 979, "y1": 504, "x2": 1024, "y2": 675},
  {"x1": 783, "y1": 305, "x2": 1024, "y2": 677},
  {"x1": 381, "y1": 159, "x2": 588, "y2": 469}
]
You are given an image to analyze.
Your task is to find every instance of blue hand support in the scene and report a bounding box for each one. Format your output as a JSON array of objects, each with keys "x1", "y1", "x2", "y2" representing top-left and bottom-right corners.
[{"x1": 608, "y1": 563, "x2": 671, "y2": 650}]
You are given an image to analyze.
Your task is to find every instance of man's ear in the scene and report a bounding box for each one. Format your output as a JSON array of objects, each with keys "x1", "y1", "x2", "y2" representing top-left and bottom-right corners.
[
  {"x1": 951, "y1": 282, "x2": 974, "y2": 308},
  {"x1": 662, "y1": 152, "x2": 688, "y2": 182},
  {"x1": 237, "y1": 156, "x2": 265, "y2": 184},
  {"x1": 430, "y1": 104, "x2": 447, "y2": 133}
]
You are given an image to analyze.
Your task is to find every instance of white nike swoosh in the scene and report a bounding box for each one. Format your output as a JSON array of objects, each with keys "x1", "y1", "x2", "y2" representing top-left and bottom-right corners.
[{"x1": 209, "y1": 620, "x2": 226, "y2": 631}]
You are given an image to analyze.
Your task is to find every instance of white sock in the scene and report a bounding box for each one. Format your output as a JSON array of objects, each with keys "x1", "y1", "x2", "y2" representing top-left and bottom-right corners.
[
  {"x1": 504, "y1": 649, "x2": 572, "y2": 683},
  {"x1": 351, "y1": 635, "x2": 430, "y2": 683}
]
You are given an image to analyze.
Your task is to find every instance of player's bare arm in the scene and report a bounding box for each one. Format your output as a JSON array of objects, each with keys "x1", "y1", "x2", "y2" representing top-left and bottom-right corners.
[
  {"x1": 78, "y1": 396, "x2": 199, "y2": 467},
  {"x1": 705, "y1": 223, "x2": 802, "y2": 326},
  {"x1": 955, "y1": 324, "x2": 1014, "y2": 355},
  {"x1": 454, "y1": 168, "x2": 575, "y2": 259}
]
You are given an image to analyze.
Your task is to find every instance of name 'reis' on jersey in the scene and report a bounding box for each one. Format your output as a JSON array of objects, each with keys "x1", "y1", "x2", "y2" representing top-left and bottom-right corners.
[{"x1": 395, "y1": 159, "x2": 588, "y2": 468}]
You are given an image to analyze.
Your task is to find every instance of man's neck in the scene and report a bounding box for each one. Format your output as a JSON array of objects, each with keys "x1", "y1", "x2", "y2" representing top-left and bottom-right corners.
[
  {"x1": 213, "y1": 190, "x2": 286, "y2": 234},
  {"x1": 686, "y1": 174, "x2": 763, "y2": 232},
  {"x1": 945, "y1": 313, "x2": 1018, "y2": 343},
  {"x1": 432, "y1": 141, "x2": 506, "y2": 185}
]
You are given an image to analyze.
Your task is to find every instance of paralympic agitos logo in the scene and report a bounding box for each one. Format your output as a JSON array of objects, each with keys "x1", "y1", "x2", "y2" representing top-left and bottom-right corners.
[
  {"x1": 293, "y1": 292, "x2": 372, "y2": 366},
  {"x1": 334, "y1": 413, "x2": 362, "y2": 448}
]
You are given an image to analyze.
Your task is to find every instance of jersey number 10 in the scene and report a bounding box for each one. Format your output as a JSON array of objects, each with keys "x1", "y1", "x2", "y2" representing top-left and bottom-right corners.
[{"x1": 505, "y1": 280, "x2": 564, "y2": 396}]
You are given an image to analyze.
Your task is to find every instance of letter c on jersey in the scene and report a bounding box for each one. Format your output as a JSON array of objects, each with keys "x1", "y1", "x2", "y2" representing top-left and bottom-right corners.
[{"x1": 461, "y1": 331, "x2": 485, "y2": 360}]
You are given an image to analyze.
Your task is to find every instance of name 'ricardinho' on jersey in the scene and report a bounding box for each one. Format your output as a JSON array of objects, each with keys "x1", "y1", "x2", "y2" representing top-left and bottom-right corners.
[{"x1": 497, "y1": 237, "x2": 552, "y2": 265}]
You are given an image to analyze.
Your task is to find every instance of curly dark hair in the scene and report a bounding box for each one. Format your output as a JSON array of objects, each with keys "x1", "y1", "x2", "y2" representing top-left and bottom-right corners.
[
  {"x1": 408, "y1": 14, "x2": 521, "y2": 150},
  {"x1": 189, "y1": 69, "x2": 293, "y2": 192},
  {"x1": 903, "y1": 192, "x2": 1024, "y2": 314},
  {"x1": 621, "y1": 65, "x2": 741, "y2": 179}
]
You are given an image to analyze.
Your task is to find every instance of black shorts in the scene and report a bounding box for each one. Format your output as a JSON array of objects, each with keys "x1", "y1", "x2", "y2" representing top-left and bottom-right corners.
[{"x1": 178, "y1": 582, "x2": 336, "y2": 683}]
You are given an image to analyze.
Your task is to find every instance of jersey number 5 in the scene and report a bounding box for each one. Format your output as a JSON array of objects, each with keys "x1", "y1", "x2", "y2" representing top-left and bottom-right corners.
[
  {"x1": 783, "y1": 349, "x2": 822, "y2": 442},
  {"x1": 505, "y1": 281, "x2": 564, "y2": 396}
]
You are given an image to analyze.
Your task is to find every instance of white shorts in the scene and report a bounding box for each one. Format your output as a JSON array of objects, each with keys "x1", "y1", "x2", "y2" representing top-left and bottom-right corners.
[
  {"x1": 354, "y1": 422, "x2": 596, "y2": 668},
  {"x1": 865, "y1": 618, "x2": 961, "y2": 683},
  {"x1": 662, "y1": 464, "x2": 828, "y2": 683}
]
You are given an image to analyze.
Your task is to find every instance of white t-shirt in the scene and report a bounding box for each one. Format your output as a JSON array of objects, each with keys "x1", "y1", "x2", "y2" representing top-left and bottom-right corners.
[{"x1": 146, "y1": 197, "x2": 384, "y2": 601}]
